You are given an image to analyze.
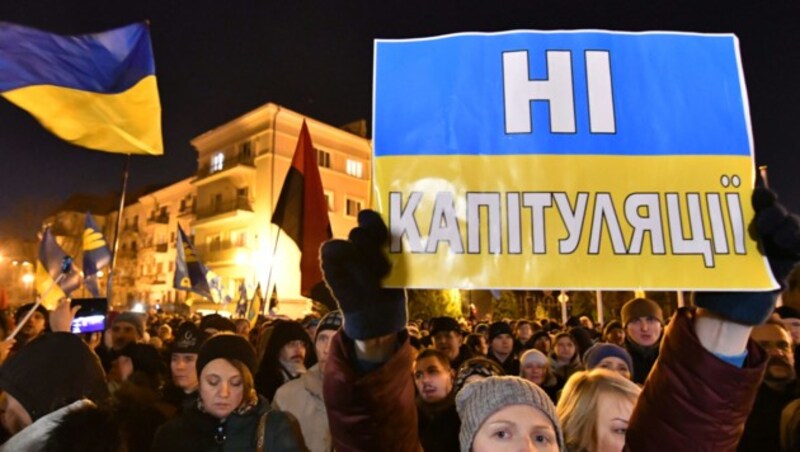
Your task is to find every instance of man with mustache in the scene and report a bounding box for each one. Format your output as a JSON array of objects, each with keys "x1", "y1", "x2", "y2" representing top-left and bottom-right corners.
[
  {"x1": 738, "y1": 318, "x2": 799, "y2": 451},
  {"x1": 254, "y1": 319, "x2": 314, "y2": 402}
]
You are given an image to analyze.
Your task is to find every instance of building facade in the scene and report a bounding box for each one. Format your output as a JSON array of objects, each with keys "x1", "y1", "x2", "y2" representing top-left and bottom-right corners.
[{"x1": 41, "y1": 104, "x2": 371, "y2": 316}]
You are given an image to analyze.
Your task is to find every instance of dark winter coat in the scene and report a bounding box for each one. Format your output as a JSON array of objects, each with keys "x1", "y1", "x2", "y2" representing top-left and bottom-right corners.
[
  {"x1": 417, "y1": 392, "x2": 460, "y2": 452},
  {"x1": 738, "y1": 380, "x2": 800, "y2": 452},
  {"x1": 624, "y1": 337, "x2": 660, "y2": 384},
  {"x1": 626, "y1": 308, "x2": 768, "y2": 451},
  {"x1": 151, "y1": 396, "x2": 307, "y2": 452},
  {"x1": 488, "y1": 351, "x2": 520, "y2": 376}
]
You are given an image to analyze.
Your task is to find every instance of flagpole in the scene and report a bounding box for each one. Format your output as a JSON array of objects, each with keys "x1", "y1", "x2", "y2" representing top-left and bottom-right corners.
[
  {"x1": 106, "y1": 154, "x2": 131, "y2": 307},
  {"x1": 263, "y1": 227, "x2": 282, "y2": 314}
]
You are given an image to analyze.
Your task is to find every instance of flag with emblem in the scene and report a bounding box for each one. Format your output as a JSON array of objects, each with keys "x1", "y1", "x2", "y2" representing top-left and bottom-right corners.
[
  {"x1": 235, "y1": 281, "x2": 248, "y2": 318},
  {"x1": 174, "y1": 225, "x2": 213, "y2": 300},
  {"x1": 82, "y1": 212, "x2": 111, "y2": 297},
  {"x1": 36, "y1": 228, "x2": 82, "y2": 308},
  {"x1": 247, "y1": 283, "x2": 263, "y2": 327}
]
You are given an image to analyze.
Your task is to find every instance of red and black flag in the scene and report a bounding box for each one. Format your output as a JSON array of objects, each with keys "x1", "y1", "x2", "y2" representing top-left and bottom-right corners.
[{"x1": 271, "y1": 120, "x2": 332, "y2": 297}]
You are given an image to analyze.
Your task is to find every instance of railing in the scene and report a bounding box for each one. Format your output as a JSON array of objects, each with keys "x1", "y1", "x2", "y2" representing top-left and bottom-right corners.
[
  {"x1": 147, "y1": 215, "x2": 169, "y2": 225},
  {"x1": 155, "y1": 243, "x2": 168, "y2": 253},
  {"x1": 123, "y1": 224, "x2": 139, "y2": 233},
  {"x1": 195, "y1": 239, "x2": 249, "y2": 256},
  {"x1": 196, "y1": 197, "x2": 253, "y2": 220},
  {"x1": 196, "y1": 153, "x2": 255, "y2": 180}
]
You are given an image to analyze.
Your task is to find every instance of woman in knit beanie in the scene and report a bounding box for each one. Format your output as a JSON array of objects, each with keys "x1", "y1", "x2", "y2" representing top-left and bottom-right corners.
[
  {"x1": 556, "y1": 369, "x2": 641, "y2": 452},
  {"x1": 152, "y1": 333, "x2": 307, "y2": 451},
  {"x1": 520, "y1": 349, "x2": 562, "y2": 402},
  {"x1": 582, "y1": 343, "x2": 634, "y2": 381},
  {"x1": 455, "y1": 376, "x2": 564, "y2": 451}
]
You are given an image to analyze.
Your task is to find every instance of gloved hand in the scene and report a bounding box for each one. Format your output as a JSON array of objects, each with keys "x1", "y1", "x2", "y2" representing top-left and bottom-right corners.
[
  {"x1": 694, "y1": 188, "x2": 800, "y2": 325},
  {"x1": 320, "y1": 210, "x2": 407, "y2": 340}
]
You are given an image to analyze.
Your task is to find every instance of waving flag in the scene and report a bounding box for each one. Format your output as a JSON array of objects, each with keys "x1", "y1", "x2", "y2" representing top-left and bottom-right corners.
[
  {"x1": 247, "y1": 283, "x2": 264, "y2": 327},
  {"x1": 0, "y1": 22, "x2": 162, "y2": 155},
  {"x1": 174, "y1": 225, "x2": 213, "y2": 300},
  {"x1": 36, "y1": 228, "x2": 82, "y2": 308},
  {"x1": 235, "y1": 282, "x2": 248, "y2": 318},
  {"x1": 83, "y1": 212, "x2": 111, "y2": 297}
]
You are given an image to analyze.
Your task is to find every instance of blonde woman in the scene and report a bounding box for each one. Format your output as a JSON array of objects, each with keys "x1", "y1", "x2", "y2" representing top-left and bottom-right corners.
[{"x1": 556, "y1": 369, "x2": 641, "y2": 452}]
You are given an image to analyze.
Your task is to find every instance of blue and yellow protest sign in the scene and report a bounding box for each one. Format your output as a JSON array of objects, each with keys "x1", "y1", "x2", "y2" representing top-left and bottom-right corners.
[{"x1": 373, "y1": 30, "x2": 778, "y2": 291}]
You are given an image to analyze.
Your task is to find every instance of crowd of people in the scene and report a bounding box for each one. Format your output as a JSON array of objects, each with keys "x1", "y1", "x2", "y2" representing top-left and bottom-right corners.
[{"x1": 0, "y1": 187, "x2": 796, "y2": 451}]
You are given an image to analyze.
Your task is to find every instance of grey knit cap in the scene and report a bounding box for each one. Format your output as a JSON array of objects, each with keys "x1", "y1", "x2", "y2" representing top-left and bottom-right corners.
[{"x1": 455, "y1": 376, "x2": 564, "y2": 452}]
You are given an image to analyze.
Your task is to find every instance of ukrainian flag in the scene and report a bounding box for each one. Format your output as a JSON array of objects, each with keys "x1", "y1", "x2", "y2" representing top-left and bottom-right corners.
[
  {"x1": 0, "y1": 22, "x2": 162, "y2": 155},
  {"x1": 36, "y1": 228, "x2": 82, "y2": 308}
]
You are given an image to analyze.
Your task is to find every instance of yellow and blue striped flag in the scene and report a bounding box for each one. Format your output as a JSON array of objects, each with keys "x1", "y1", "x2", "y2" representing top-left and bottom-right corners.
[
  {"x1": 83, "y1": 212, "x2": 111, "y2": 297},
  {"x1": 0, "y1": 22, "x2": 162, "y2": 155},
  {"x1": 35, "y1": 228, "x2": 82, "y2": 308}
]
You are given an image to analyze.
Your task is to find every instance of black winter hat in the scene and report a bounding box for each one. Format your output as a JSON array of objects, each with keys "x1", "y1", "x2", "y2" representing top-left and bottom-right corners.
[
  {"x1": 775, "y1": 306, "x2": 800, "y2": 320},
  {"x1": 488, "y1": 321, "x2": 513, "y2": 342},
  {"x1": 530, "y1": 330, "x2": 551, "y2": 347},
  {"x1": 430, "y1": 317, "x2": 461, "y2": 336},
  {"x1": 602, "y1": 320, "x2": 624, "y2": 338},
  {"x1": 14, "y1": 302, "x2": 49, "y2": 328},
  {"x1": 0, "y1": 333, "x2": 108, "y2": 421},
  {"x1": 199, "y1": 314, "x2": 236, "y2": 333},
  {"x1": 197, "y1": 333, "x2": 257, "y2": 376},
  {"x1": 117, "y1": 343, "x2": 167, "y2": 379},
  {"x1": 171, "y1": 321, "x2": 209, "y2": 354}
]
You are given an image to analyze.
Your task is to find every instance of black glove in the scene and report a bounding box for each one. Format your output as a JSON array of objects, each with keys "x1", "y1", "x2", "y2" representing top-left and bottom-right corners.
[
  {"x1": 694, "y1": 188, "x2": 800, "y2": 325},
  {"x1": 320, "y1": 210, "x2": 406, "y2": 340}
]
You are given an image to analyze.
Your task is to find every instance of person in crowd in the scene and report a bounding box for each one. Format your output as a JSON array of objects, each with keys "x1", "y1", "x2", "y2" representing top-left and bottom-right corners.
[
  {"x1": 601, "y1": 320, "x2": 625, "y2": 346},
  {"x1": 151, "y1": 333, "x2": 307, "y2": 451},
  {"x1": 113, "y1": 343, "x2": 168, "y2": 394},
  {"x1": 520, "y1": 348, "x2": 562, "y2": 403},
  {"x1": 320, "y1": 190, "x2": 800, "y2": 451},
  {"x1": 0, "y1": 312, "x2": 14, "y2": 365},
  {"x1": 0, "y1": 300, "x2": 109, "y2": 450},
  {"x1": 514, "y1": 319, "x2": 535, "y2": 353},
  {"x1": 549, "y1": 332, "x2": 583, "y2": 382},
  {"x1": 11, "y1": 303, "x2": 49, "y2": 351},
  {"x1": 157, "y1": 324, "x2": 173, "y2": 344},
  {"x1": 579, "y1": 316, "x2": 600, "y2": 340},
  {"x1": 464, "y1": 333, "x2": 487, "y2": 357},
  {"x1": 302, "y1": 316, "x2": 320, "y2": 342},
  {"x1": 775, "y1": 305, "x2": 800, "y2": 376},
  {"x1": 453, "y1": 357, "x2": 504, "y2": 393},
  {"x1": 96, "y1": 311, "x2": 145, "y2": 371},
  {"x1": 413, "y1": 349, "x2": 460, "y2": 452},
  {"x1": 531, "y1": 330, "x2": 552, "y2": 355},
  {"x1": 557, "y1": 369, "x2": 642, "y2": 452},
  {"x1": 198, "y1": 313, "x2": 236, "y2": 335},
  {"x1": 162, "y1": 321, "x2": 208, "y2": 414},
  {"x1": 255, "y1": 319, "x2": 314, "y2": 402},
  {"x1": 234, "y1": 318, "x2": 251, "y2": 338},
  {"x1": 456, "y1": 376, "x2": 563, "y2": 452},
  {"x1": 738, "y1": 318, "x2": 800, "y2": 451},
  {"x1": 273, "y1": 310, "x2": 342, "y2": 452},
  {"x1": 487, "y1": 321, "x2": 520, "y2": 375},
  {"x1": 620, "y1": 297, "x2": 663, "y2": 384},
  {"x1": 568, "y1": 326, "x2": 595, "y2": 359},
  {"x1": 582, "y1": 343, "x2": 634, "y2": 381},
  {"x1": 430, "y1": 316, "x2": 473, "y2": 370},
  {"x1": 473, "y1": 322, "x2": 489, "y2": 337}
]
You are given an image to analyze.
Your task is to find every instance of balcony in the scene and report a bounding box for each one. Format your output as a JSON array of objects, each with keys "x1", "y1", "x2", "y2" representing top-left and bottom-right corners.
[
  {"x1": 194, "y1": 197, "x2": 254, "y2": 227},
  {"x1": 196, "y1": 240, "x2": 251, "y2": 265},
  {"x1": 122, "y1": 224, "x2": 139, "y2": 234},
  {"x1": 156, "y1": 243, "x2": 168, "y2": 253},
  {"x1": 195, "y1": 153, "x2": 255, "y2": 186},
  {"x1": 147, "y1": 214, "x2": 169, "y2": 225}
]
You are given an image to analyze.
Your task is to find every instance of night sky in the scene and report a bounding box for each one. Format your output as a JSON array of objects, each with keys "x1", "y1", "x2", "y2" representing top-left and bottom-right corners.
[{"x1": 0, "y1": 0, "x2": 798, "y2": 239}]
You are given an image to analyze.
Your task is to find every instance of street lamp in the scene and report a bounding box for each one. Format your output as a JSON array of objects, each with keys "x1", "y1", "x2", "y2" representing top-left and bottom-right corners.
[{"x1": 557, "y1": 291, "x2": 569, "y2": 325}]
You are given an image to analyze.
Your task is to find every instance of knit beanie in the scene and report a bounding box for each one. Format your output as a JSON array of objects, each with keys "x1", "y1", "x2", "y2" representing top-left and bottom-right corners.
[
  {"x1": 602, "y1": 320, "x2": 623, "y2": 338},
  {"x1": 621, "y1": 298, "x2": 663, "y2": 326},
  {"x1": 430, "y1": 317, "x2": 461, "y2": 336},
  {"x1": 196, "y1": 333, "x2": 257, "y2": 376},
  {"x1": 171, "y1": 321, "x2": 209, "y2": 354},
  {"x1": 113, "y1": 312, "x2": 145, "y2": 338},
  {"x1": 520, "y1": 349, "x2": 549, "y2": 371},
  {"x1": 199, "y1": 313, "x2": 236, "y2": 333},
  {"x1": 775, "y1": 306, "x2": 800, "y2": 320},
  {"x1": 530, "y1": 330, "x2": 551, "y2": 347},
  {"x1": 454, "y1": 357, "x2": 505, "y2": 392},
  {"x1": 14, "y1": 302, "x2": 49, "y2": 329},
  {"x1": 488, "y1": 321, "x2": 513, "y2": 342},
  {"x1": 582, "y1": 343, "x2": 634, "y2": 373},
  {"x1": 315, "y1": 310, "x2": 343, "y2": 342},
  {"x1": 0, "y1": 333, "x2": 109, "y2": 421},
  {"x1": 456, "y1": 376, "x2": 564, "y2": 452},
  {"x1": 117, "y1": 343, "x2": 167, "y2": 379}
]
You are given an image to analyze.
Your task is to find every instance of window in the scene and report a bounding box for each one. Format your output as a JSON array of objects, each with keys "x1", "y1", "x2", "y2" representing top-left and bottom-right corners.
[
  {"x1": 346, "y1": 198, "x2": 363, "y2": 217},
  {"x1": 169, "y1": 261, "x2": 175, "y2": 272},
  {"x1": 207, "y1": 234, "x2": 222, "y2": 252},
  {"x1": 156, "y1": 262, "x2": 163, "y2": 275},
  {"x1": 210, "y1": 152, "x2": 225, "y2": 173},
  {"x1": 240, "y1": 140, "x2": 252, "y2": 158},
  {"x1": 237, "y1": 187, "x2": 249, "y2": 199},
  {"x1": 346, "y1": 159, "x2": 363, "y2": 178},
  {"x1": 317, "y1": 149, "x2": 331, "y2": 168},
  {"x1": 323, "y1": 190, "x2": 335, "y2": 212},
  {"x1": 213, "y1": 193, "x2": 223, "y2": 211},
  {"x1": 232, "y1": 230, "x2": 248, "y2": 247}
]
